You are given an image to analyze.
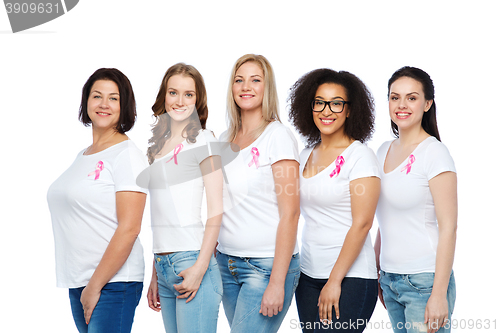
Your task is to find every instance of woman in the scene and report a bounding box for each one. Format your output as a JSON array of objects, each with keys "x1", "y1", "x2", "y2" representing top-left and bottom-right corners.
[
  {"x1": 47, "y1": 68, "x2": 148, "y2": 333},
  {"x1": 216, "y1": 54, "x2": 301, "y2": 333},
  {"x1": 375, "y1": 66, "x2": 457, "y2": 333},
  {"x1": 289, "y1": 69, "x2": 380, "y2": 332},
  {"x1": 144, "y1": 63, "x2": 223, "y2": 333}
]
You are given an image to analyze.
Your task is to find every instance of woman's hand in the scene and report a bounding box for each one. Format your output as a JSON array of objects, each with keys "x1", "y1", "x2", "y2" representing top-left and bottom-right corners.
[
  {"x1": 378, "y1": 281, "x2": 386, "y2": 309},
  {"x1": 425, "y1": 294, "x2": 449, "y2": 333},
  {"x1": 81, "y1": 285, "x2": 101, "y2": 325},
  {"x1": 147, "y1": 273, "x2": 161, "y2": 312},
  {"x1": 318, "y1": 281, "x2": 341, "y2": 324},
  {"x1": 260, "y1": 282, "x2": 284, "y2": 317},
  {"x1": 173, "y1": 262, "x2": 207, "y2": 303}
]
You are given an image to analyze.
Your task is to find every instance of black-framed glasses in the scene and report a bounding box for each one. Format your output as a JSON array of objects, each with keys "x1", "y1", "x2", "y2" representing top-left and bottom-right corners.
[{"x1": 312, "y1": 99, "x2": 350, "y2": 113}]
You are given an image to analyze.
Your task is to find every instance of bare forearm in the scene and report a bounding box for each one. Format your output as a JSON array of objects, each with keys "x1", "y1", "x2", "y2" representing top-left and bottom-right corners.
[
  {"x1": 328, "y1": 224, "x2": 371, "y2": 284},
  {"x1": 432, "y1": 227, "x2": 456, "y2": 296},
  {"x1": 87, "y1": 228, "x2": 140, "y2": 291},
  {"x1": 195, "y1": 214, "x2": 222, "y2": 269},
  {"x1": 269, "y1": 212, "x2": 299, "y2": 286}
]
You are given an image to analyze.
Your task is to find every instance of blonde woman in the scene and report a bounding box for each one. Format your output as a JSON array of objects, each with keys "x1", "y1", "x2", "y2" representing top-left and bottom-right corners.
[{"x1": 216, "y1": 54, "x2": 301, "y2": 332}]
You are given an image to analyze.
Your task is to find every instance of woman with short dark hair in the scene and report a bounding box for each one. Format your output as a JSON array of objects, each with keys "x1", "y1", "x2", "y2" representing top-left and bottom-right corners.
[{"x1": 48, "y1": 68, "x2": 148, "y2": 333}]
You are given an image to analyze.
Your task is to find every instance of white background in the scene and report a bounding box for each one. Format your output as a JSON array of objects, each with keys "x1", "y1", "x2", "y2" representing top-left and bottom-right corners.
[{"x1": 1, "y1": 0, "x2": 499, "y2": 332}]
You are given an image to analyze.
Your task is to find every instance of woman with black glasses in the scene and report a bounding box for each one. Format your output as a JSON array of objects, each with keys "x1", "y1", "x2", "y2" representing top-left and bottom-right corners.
[{"x1": 289, "y1": 68, "x2": 379, "y2": 332}]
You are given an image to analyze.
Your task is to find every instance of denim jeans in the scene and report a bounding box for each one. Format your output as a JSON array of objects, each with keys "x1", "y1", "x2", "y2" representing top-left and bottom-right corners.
[
  {"x1": 154, "y1": 250, "x2": 222, "y2": 333},
  {"x1": 379, "y1": 271, "x2": 456, "y2": 333},
  {"x1": 69, "y1": 281, "x2": 143, "y2": 333},
  {"x1": 295, "y1": 272, "x2": 378, "y2": 332},
  {"x1": 216, "y1": 251, "x2": 301, "y2": 333}
]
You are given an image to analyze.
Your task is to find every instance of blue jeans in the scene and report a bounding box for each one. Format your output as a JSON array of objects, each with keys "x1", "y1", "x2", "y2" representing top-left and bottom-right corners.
[
  {"x1": 69, "y1": 281, "x2": 143, "y2": 333},
  {"x1": 379, "y1": 271, "x2": 456, "y2": 333},
  {"x1": 216, "y1": 251, "x2": 301, "y2": 333},
  {"x1": 154, "y1": 251, "x2": 222, "y2": 333},
  {"x1": 295, "y1": 272, "x2": 378, "y2": 332}
]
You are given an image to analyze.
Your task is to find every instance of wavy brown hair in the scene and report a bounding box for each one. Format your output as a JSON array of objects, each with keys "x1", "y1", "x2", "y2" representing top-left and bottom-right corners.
[{"x1": 147, "y1": 63, "x2": 208, "y2": 164}]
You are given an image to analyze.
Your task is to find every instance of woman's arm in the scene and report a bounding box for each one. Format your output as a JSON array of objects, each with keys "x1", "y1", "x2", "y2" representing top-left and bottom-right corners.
[
  {"x1": 81, "y1": 191, "x2": 147, "y2": 324},
  {"x1": 374, "y1": 228, "x2": 386, "y2": 308},
  {"x1": 260, "y1": 159, "x2": 300, "y2": 317},
  {"x1": 318, "y1": 177, "x2": 380, "y2": 323},
  {"x1": 147, "y1": 260, "x2": 161, "y2": 312},
  {"x1": 173, "y1": 155, "x2": 224, "y2": 302},
  {"x1": 425, "y1": 171, "x2": 457, "y2": 333}
]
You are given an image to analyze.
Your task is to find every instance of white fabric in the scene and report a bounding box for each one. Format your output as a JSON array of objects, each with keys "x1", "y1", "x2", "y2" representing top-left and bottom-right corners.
[
  {"x1": 376, "y1": 136, "x2": 456, "y2": 274},
  {"x1": 47, "y1": 140, "x2": 148, "y2": 288},
  {"x1": 140, "y1": 129, "x2": 219, "y2": 253},
  {"x1": 299, "y1": 141, "x2": 379, "y2": 279},
  {"x1": 217, "y1": 121, "x2": 300, "y2": 257}
]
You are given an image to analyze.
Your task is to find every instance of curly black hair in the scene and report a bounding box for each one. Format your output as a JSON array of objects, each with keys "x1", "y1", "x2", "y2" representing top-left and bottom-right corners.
[{"x1": 288, "y1": 68, "x2": 375, "y2": 147}]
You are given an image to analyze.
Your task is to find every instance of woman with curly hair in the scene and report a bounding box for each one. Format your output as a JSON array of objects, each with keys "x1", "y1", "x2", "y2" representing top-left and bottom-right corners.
[
  {"x1": 216, "y1": 54, "x2": 301, "y2": 332},
  {"x1": 144, "y1": 63, "x2": 223, "y2": 333},
  {"x1": 289, "y1": 68, "x2": 379, "y2": 332},
  {"x1": 375, "y1": 67, "x2": 456, "y2": 333}
]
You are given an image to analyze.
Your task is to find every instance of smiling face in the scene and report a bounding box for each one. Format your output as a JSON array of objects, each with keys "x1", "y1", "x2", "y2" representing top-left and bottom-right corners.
[
  {"x1": 87, "y1": 80, "x2": 121, "y2": 132},
  {"x1": 389, "y1": 76, "x2": 433, "y2": 133},
  {"x1": 165, "y1": 74, "x2": 197, "y2": 125},
  {"x1": 312, "y1": 83, "x2": 349, "y2": 138},
  {"x1": 232, "y1": 61, "x2": 265, "y2": 113}
]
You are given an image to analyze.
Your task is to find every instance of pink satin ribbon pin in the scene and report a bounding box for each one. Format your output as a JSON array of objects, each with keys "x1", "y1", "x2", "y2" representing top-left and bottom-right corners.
[
  {"x1": 329, "y1": 156, "x2": 345, "y2": 178},
  {"x1": 88, "y1": 161, "x2": 104, "y2": 180},
  {"x1": 401, "y1": 154, "x2": 415, "y2": 174},
  {"x1": 166, "y1": 143, "x2": 183, "y2": 165},
  {"x1": 248, "y1": 147, "x2": 260, "y2": 169}
]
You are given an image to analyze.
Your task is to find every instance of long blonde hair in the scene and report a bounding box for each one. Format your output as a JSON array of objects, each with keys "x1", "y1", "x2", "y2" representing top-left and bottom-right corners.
[
  {"x1": 147, "y1": 63, "x2": 208, "y2": 164},
  {"x1": 226, "y1": 54, "x2": 280, "y2": 142}
]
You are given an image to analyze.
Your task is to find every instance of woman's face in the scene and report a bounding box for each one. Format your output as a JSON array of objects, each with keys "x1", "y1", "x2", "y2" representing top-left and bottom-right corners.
[
  {"x1": 312, "y1": 83, "x2": 349, "y2": 137},
  {"x1": 165, "y1": 74, "x2": 197, "y2": 124},
  {"x1": 232, "y1": 61, "x2": 265, "y2": 113},
  {"x1": 87, "y1": 80, "x2": 121, "y2": 131},
  {"x1": 388, "y1": 76, "x2": 433, "y2": 132}
]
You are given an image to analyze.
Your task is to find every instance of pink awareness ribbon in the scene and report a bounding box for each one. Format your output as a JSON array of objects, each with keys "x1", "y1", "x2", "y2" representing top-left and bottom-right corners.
[
  {"x1": 166, "y1": 143, "x2": 183, "y2": 165},
  {"x1": 329, "y1": 156, "x2": 345, "y2": 178},
  {"x1": 248, "y1": 147, "x2": 260, "y2": 169},
  {"x1": 401, "y1": 154, "x2": 415, "y2": 174},
  {"x1": 88, "y1": 161, "x2": 104, "y2": 180}
]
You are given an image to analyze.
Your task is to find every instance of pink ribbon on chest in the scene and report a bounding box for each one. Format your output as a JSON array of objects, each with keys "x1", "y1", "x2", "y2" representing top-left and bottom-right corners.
[
  {"x1": 248, "y1": 147, "x2": 260, "y2": 169},
  {"x1": 329, "y1": 156, "x2": 345, "y2": 178},
  {"x1": 401, "y1": 154, "x2": 415, "y2": 174},
  {"x1": 166, "y1": 143, "x2": 183, "y2": 165},
  {"x1": 88, "y1": 161, "x2": 104, "y2": 180}
]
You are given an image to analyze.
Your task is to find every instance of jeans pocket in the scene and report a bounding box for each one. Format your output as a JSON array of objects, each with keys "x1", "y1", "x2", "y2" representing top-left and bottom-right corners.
[
  {"x1": 405, "y1": 273, "x2": 434, "y2": 293},
  {"x1": 208, "y1": 257, "x2": 223, "y2": 296},
  {"x1": 246, "y1": 257, "x2": 273, "y2": 278}
]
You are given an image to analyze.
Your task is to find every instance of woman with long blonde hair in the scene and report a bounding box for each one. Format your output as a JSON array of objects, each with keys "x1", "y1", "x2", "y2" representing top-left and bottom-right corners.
[{"x1": 216, "y1": 54, "x2": 301, "y2": 332}]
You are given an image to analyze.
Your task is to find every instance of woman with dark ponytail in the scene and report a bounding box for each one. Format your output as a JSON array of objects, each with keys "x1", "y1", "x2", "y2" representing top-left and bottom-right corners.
[{"x1": 375, "y1": 67, "x2": 457, "y2": 333}]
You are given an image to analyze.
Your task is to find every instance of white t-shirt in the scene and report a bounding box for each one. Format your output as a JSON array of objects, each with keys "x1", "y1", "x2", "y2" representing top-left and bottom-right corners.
[
  {"x1": 300, "y1": 141, "x2": 379, "y2": 279},
  {"x1": 137, "y1": 129, "x2": 219, "y2": 253},
  {"x1": 217, "y1": 121, "x2": 300, "y2": 257},
  {"x1": 376, "y1": 136, "x2": 456, "y2": 274},
  {"x1": 47, "y1": 140, "x2": 148, "y2": 288}
]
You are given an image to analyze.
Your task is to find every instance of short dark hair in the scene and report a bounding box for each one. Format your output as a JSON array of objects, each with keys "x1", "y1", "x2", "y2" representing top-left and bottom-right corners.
[
  {"x1": 78, "y1": 68, "x2": 136, "y2": 134},
  {"x1": 388, "y1": 66, "x2": 440, "y2": 141},
  {"x1": 288, "y1": 68, "x2": 375, "y2": 147}
]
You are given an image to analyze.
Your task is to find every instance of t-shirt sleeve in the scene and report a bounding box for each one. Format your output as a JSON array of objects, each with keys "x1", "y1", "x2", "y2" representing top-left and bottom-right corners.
[
  {"x1": 113, "y1": 145, "x2": 149, "y2": 193},
  {"x1": 348, "y1": 145, "x2": 381, "y2": 181},
  {"x1": 424, "y1": 141, "x2": 456, "y2": 180},
  {"x1": 194, "y1": 129, "x2": 220, "y2": 164},
  {"x1": 268, "y1": 124, "x2": 300, "y2": 165}
]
